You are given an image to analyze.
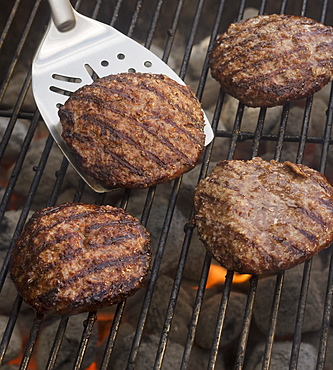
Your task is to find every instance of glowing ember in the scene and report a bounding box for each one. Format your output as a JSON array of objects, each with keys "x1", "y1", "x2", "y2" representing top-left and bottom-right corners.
[
  {"x1": 85, "y1": 363, "x2": 97, "y2": 370},
  {"x1": 195, "y1": 264, "x2": 251, "y2": 289},
  {"x1": 96, "y1": 310, "x2": 115, "y2": 345},
  {"x1": 208, "y1": 264, "x2": 251, "y2": 286}
]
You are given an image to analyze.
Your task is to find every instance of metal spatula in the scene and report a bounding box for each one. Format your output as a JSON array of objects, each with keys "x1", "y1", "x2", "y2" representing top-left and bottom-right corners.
[{"x1": 32, "y1": 0, "x2": 214, "y2": 193}]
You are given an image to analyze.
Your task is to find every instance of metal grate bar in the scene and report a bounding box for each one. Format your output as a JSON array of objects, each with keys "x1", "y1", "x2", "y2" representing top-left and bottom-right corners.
[
  {"x1": 73, "y1": 313, "x2": 98, "y2": 370},
  {"x1": 195, "y1": 0, "x2": 226, "y2": 102},
  {"x1": 320, "y1": 0, "x2": 330, "y2": 23},
  {"x1": 181, "y1": 253, "x2": 211, "y2": 370},
  {"x1": 0, "y1": 110, "x2": 41, "y2": 284},
  {"x1": 153, "y1": 215, "x2": 196, "y2": 369},
  {"x1": 316, "y1": 249, "x2": 333, "y2": 370},
  {"x1": 126, "y1": 180, "x2": 179, "y2": 369},
  {"x1": 0, "y1": 134, "x2": 56, "y2": 365},
  {"x1": 45, "y1": 317, "x2": 69, "y2": 370},
  {"x1": 0, "y1": 70, "x2": 34, "y2": 167},
  {"x1": 295, "y1": 97, "x2": 312, "y2": 164},
  {"x1": 274, "y1": 103, "x2": 289, "y2": 161},
  {"x1": 251, "y1": 107, "x2": 267, "y2": 157},
  {"x1": 206, "y1": 270, "x2": 234, "y2": 370},
  {"x1": 234, "y1": 276, "x2": 259, "y2": 369},
  {"x1": 109, "y1": 0, "x2": 124, "y2": 27},
  {"x1": 289, "y1": 259, "x2": 313, "y2": 369},
  {"x1": 144, "y1": 0, "x2": 165, "y2": 49},
  {"x1": 0, "y1": 0, "x2": 21, "y2": 51},
  {"x1": 160, "y1": 0, "x2": 184, "y2": 63},
  {"x1": 99, "y1": 301, "x2": 126, "y2": 369},
  {"x1": 0, "y1": 294, "x2": 22, "y2": 365},
  {"x1": 0, "y1": 0, "x2": 43, "y2": 102},
  {"x1": 319, "y1": 84, "x2": 333, "y2": 173},
  {"x1": 19, "y1": 314, "x2": 43, "y2": 370},
  {"x1": 261, "y1": 271, "x2": 285, "y2": 370},
  {"x1": 178, "y1": 0, "x2": 206, "y2": 80},
  {"x1": 126, "y1": 0, "x2": 144, "y2": 38}
]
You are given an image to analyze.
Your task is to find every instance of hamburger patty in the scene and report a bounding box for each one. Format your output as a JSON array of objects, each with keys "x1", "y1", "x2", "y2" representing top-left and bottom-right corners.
[
  {"x1": 209, "y1": 14, "x2": 333, "y2": 107},
  {"x1": 194, "y1": 157, "x2": 333, "y2": 275},
  {"x1": 9, "y1": 202, "x2": 151, "y2": 315},
  {"x1": 59, "y1": 72, "x2": 205, "y2": 189}
]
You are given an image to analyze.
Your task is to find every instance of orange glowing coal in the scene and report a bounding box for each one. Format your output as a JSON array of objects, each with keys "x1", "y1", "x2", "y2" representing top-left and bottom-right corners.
[
  {"x1": 196, "y1": 264, "x2": 251, "y2": 289},
  {"x1": 85, "y1": 363, "x2": 97, "y2": 370}
]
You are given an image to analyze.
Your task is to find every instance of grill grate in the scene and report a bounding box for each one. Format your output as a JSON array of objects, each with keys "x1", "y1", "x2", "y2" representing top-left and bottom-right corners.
[{"x1": 1, "y1": 0, "x2": 333, "y2": 369}]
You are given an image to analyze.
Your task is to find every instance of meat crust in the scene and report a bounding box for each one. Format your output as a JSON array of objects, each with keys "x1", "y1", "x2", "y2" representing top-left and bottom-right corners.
[
  {"x1": 59, "y1": 72, "x2": 205, "y2": 189},
  {"x1": 194, "y1": 157, "x2": 333, "y2": 275},
  {"x1": 9, "y1": 202, "x2": 151, "y2": 315},
  {"x1": 209, "y1": 14, "x2": 333, "y2": 107}
]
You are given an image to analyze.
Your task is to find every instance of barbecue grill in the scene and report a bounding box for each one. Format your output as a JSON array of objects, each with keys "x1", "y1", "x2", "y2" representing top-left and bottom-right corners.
[{"x1": 1, "y1": 0, "x2": 333, "y2": 369}]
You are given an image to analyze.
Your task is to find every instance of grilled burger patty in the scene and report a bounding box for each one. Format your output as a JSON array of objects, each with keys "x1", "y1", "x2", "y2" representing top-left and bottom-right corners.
[
  {"x1": 59, "y1": 72, "x2": 205, "y2": 189},
  {"x1": 194, "y1": 157, "x2": 333, "y2": 275},
  {"x1": 209, "y1": 14, "x2": 333, "y2": 107},
  {"x1": 9, "y1": 202, "x2": 151, "y2": 315}
]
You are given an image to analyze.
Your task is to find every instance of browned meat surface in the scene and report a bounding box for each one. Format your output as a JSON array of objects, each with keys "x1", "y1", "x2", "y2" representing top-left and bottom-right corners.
[
  {"x1": 9, "y1": 202, "x2": 151, "y2": 315},
  {"x1": 59, "y1": 72, "x2": 205, "y2": 189},
  {"x1": 194, "y1": 157, "x2": 333, "y2": 275},
  {"x1": 209, "y1": 14, "x2": 333, "y2": 107}
]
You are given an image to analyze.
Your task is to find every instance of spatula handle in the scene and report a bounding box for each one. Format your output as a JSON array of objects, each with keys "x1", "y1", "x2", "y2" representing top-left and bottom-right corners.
[{"x1": 47, "y1": 0, "x2": 76, "y2": 32}]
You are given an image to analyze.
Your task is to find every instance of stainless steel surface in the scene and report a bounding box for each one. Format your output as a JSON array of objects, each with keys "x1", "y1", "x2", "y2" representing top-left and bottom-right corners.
[{"x1": 32, "y1": 0, "x2": 214, "y2": 192}]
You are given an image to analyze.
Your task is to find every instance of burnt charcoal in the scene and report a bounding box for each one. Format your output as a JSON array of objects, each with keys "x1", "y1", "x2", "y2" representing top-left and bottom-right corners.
[
  {"x1": 220, "y1": 96, "x2": 282, "y2": 133},
  {"x1": 125, "y1": 274, "x2": 193, "y2": 345},
  {"x1": 0, "y1": 118, "x2": 28, "y2": 166},
  {"x1": 0, "y1": 315, "x2": 22, "y2": 364},
  {"x1": 0, "y1": 210, "x2": 33, "y2": 250},
  {"x1": 127, "y1": 189, "x2": 189, "y2": 275},
  {"x1": 6, "y1": 139, "x2": 79, "y2": 210},
  {"x1": 110, "y1": 333, "x2": 184, "y2": 370},
  {"x1": 246, "y1": 341, "x2": 317, "y2": 370},
  {"x1": 196, "y1": 291, "x2": 247, "y2": 349},
  {"x1": 253, "y1": 265, "x2": 328, "y2": 337},
  {"x1": 109, "y1": 332, "x2": 226, "y2": 370},
  {"x1": 36, "y1": 313, "x2": 98, "y2": 370},
  {"x1": 303, "y1": 330, "x2": 333, "y2": 369}
]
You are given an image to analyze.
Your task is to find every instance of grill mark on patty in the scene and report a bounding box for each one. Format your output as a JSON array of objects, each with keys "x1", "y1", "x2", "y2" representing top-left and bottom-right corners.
[
  {"x1": 22, "y1": 229, "x2": 144, "y2": 270},
  {"x1": 202, "y1": 212, "x2": 309, "y2": 267},
  {"x1": 216, "y1": 41, "x2": 310, "y2": 78},
  {"x1": 33, "y1": 210, "x2": 135, "y2": 233},
  {"x1": 24, "y1": 242, "x2": 149, "y2": 291},
  {"x1": 33, "y1": 252, "x2": 148, "y2": 299},
  {"x1": 194, "y1": 158, "x2": 333, "y2": 274},
  {"x1": 220, "y1": 16, "x2": 286, "y2": 46},
  {"x1": 102, "y1": 74, "x2": 204, "y2": 131},
  {"x1": 22, "y1": 211, "x2": 143, "y2": 258},
  {"x1": 84, "y1": 112, "x2": 194, "y2": 162},
  {"x1": 69, "y1": 85, "x2": 203, "y2": 147},
  {"x1": 10, "y1": 203, "x2": 151, "y2": 315},
  {"x1": 210, "y1": 14, "x2": 333, "y2": 107},
  {"x1": 219, "y1": 16, "x2": 295, "y2": 45},
  {"x1": 71, "y1": 115, "x2": 169, "y2": 170},
  {"x1": 294, "y1": 227, "x2": 318, "y2": 243},
  {"x1": 59, "y1": 73, "x2": 205, "y2": 188},
  {"x1": 65, "y1": 253, "x2": 147, "y2": 283},
  {"x1": 31, "y1": 220, "x2": 138, "y2": 254},
  {"x1": 295, "y1": 205, "x2": 326, "y2": 228}
]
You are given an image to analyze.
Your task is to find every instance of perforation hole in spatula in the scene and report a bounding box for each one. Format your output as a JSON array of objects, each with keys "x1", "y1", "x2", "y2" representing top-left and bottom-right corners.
[
  {"x1": 84, "y1": 64, "x2": 100, "y2": 81},
  {"x1": 50, "y1": 73, "x2": 82, "y2": 96}
]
